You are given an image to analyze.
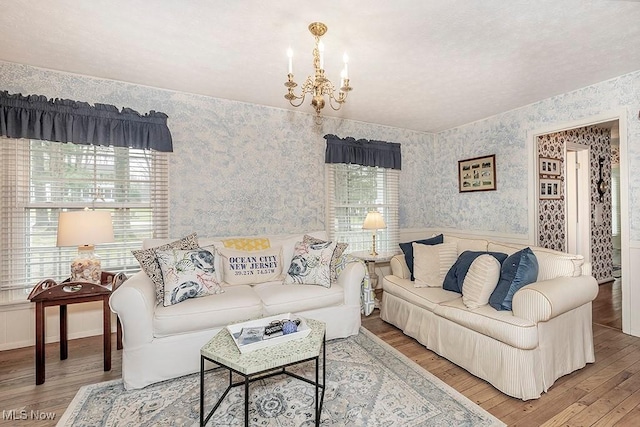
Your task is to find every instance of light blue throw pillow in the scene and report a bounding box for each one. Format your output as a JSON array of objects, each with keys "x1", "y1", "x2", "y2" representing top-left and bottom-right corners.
[{"x1": 489, "y1": 247, "x2": 538, "y2": 311}]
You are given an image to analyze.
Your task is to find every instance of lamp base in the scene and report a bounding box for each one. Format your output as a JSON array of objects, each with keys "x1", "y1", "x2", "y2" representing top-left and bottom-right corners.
[
  {"x1": 70, "y1": 245, "x2": 101, "y2": 284},
  {"x1": 369, "y1": 234, "x2": 378, "y2": 256}
]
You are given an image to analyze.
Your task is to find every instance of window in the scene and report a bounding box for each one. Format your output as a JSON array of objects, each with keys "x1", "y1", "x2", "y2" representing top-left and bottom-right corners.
[
  {"x1": 326, "y1": 163, "x2": 399, "y2": 253},
  {"x1": 0, "y1": 139, "x2": 169, "y2": 301}
]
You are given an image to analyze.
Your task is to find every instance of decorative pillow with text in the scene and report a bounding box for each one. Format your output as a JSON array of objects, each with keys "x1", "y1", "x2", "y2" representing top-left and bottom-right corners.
[{"x1": 217, "y1": 246, "x2": 284, "y2": 286}]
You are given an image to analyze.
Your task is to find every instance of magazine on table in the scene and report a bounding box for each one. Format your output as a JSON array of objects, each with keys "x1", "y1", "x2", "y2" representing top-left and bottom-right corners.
[
  {"x1": 232, "y1": 319, "x2": 303, "y2": 346},
  {"x1": 236, "y1": 327, "x2": 266, "y2": 346},
  {"x1": 227, "y1": 313, "x2": 311, "y2": 353}
]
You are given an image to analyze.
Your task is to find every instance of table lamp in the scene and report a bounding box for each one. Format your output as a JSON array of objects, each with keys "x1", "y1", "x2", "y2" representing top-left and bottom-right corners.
[
  {"x1": 362, "y1": 211, "x2": 386, "y2": 256},
  {"x1": 56, "y1": 209, "x2": 115, "y2": 284}
]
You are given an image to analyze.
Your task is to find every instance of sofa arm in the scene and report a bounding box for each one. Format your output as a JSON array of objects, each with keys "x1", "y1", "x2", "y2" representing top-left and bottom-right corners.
[
  {"x1": 338, "y1": 261, "x2": 366, "y2": 306},
  {"x1": 390, "y1": 254, "x2": 411, "y2": 280},
  {"x1": 109, "y1": 271, "x2": 157, "y2": 347},
  {"x1": 512, "y1": 275, "x2": 598, "y2": 323}
]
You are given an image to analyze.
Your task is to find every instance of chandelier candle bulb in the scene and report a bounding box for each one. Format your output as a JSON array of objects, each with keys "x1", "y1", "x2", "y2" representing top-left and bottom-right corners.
[{"x1": 287, "y1": 48, "x2": 293, "y2": 74}]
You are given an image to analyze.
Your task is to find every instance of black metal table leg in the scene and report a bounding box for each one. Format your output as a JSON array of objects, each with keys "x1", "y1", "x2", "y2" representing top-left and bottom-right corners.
[
  {"x1": 200, "y1": 356, "x2": 204, "y2": 426},
  {"x1": 245, "y1": 375, "x2": 250, "y2": 426}
]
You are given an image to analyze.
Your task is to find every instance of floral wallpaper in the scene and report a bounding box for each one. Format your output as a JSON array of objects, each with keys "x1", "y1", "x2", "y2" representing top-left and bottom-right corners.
[
  {"x1": 0, "y1": 61, "x2": 434, "y2": 238},
  {"x1": 436, "y1": 70, "x2": 640, "y2": 243},
  {"x1": 1, "y1": 60, "x2": 639, "y2": 246}
]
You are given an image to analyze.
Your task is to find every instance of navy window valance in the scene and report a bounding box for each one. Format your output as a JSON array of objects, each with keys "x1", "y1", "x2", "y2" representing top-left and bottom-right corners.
[
  {"x1": 324, "y1": 134, "x2": 401, "y2": 170},
  {"x1": 0, "y1": 91, "x2": 173, "y2": 152}
]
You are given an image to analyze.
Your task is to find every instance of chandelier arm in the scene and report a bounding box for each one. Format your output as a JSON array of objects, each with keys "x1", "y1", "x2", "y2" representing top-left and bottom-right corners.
[
  {"x1": 327, "y1": 92, "x2": 346, "y2": 111},
  {"x1": 288, "y1": 93, "x2": 307, "y2": 108},
  {"x1": 289, "y1": 92, "x2": 307, "y2": 107}
]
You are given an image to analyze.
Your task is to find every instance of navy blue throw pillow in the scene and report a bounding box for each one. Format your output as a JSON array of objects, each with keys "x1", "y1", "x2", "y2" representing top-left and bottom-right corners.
[
  {"x1": 399, "y1": 234, "x2": 444, "y2": 280},
  {"x1": 489, "y1": 247, "x2": 539, "y2": 311},
  {"x1": 442, "y1": 251, "x2": 508, "y2": 294}
]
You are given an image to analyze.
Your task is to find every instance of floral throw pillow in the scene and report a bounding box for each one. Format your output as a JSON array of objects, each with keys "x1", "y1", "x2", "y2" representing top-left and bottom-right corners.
[
  {"x1": 302, "y1": 235, "x2": 347, "y2": 287},
  {"x1": 284, "y1": 240, "x2": 337, "y2": 288},
  {"x1": 155, "y1": 245, "x2": 223, "y2": 307},
  {"x1": 132, "y1": 233, "x2": 199, "y2": 304}
]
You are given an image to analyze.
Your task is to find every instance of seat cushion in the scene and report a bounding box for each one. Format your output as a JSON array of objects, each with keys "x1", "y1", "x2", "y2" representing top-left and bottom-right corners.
[
  {"x1": 382, "y1": 274, "x2": 460, "y2": 311},
  {"x1": 434, "y1": 299, "x2": 538, "y2": 350},
  {"x1": 153, "y1": 285, "x2": 262, "y2": 337},
  {"x1": 254, "y1": 281, "x2": 344, "y2": 315}
]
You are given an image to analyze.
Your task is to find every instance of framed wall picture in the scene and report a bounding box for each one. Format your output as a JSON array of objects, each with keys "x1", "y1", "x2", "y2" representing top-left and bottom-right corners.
[
  {"x1": 539, "y1": 157, "x2": 561, "y2": 176},
  {"x1": 539, "y1": 178, "x2": 562, "y2": 200},
  {"x1": 458, "y1": 154, "x2": 496, "y2": 192}
]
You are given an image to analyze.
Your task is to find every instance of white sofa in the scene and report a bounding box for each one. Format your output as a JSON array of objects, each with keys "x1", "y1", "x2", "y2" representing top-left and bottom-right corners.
[
  {"x1": 110, "y1": 231, "x2": 366, "y2": 390},
  {"x1": 380, "y1": 234, "x2": 599, "y2": 400}
]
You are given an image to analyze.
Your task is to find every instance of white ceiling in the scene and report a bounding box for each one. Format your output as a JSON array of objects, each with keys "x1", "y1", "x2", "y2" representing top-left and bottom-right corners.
[{"x1": 1, "y1": 0, "x2": 640, "y2": 133}]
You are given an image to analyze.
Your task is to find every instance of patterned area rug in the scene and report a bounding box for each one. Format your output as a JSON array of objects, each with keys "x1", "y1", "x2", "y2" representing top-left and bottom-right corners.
[{"x1": 58, "y1": 328, "x2": 504, "y2": 426}]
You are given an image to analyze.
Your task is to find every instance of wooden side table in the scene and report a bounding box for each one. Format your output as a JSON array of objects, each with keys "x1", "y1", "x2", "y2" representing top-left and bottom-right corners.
[{"x1": 28, "y1": 271, "x2": 127, "y2": 385}]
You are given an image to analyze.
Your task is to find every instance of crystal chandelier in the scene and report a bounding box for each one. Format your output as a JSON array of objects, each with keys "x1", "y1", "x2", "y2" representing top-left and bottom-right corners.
[{"x1": 284, "y1": 22, "x2": 352, "y2": 121}]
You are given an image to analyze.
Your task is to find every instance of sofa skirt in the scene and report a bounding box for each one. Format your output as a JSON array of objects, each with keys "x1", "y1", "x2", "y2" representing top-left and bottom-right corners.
[{"x1": 380, "y1": 292, "x2": 594, "y2": 400}]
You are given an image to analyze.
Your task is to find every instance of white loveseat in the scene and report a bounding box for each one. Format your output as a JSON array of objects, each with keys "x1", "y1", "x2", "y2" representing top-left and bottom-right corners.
[
  {"x1": 380, "y1": 234, "x2": 598, "y2": 400},
  {"x1": 110, "y1": 231, "x2": 365, "y2": 390}
]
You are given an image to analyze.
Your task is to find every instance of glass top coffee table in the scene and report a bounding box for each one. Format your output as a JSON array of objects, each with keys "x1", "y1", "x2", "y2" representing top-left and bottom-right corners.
[{"x1": 199, "y1": 317, "x2": 326, "y2": 426}]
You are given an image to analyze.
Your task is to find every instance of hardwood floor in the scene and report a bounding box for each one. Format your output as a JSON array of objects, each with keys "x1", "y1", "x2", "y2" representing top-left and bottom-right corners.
[
  {"x1": 0, "y1": 282, "x2": 632, "y2": 426},
  {"x1": 592, "y1": 279, "x2": 622, "y2": 330}
]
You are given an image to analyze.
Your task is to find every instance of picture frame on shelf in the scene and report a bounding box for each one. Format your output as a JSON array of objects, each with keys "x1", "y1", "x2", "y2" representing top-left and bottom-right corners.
[
  {"x1": 539, "y1": 178, "x2": 562, "y2": 200},
  {"x1": 539, "y1": 157, "x2": 561, "y2": 176},
  {"x1": 458, "y1": 154, "x2": 496, "y2": 193}
]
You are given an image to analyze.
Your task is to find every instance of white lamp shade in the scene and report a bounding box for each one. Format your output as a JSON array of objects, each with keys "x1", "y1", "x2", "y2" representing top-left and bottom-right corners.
[
  {"x1": 362, "y1": 211, "x2": 386, "y2": 230},
  {"x1": 56, "y1": 210, "x2": 115, "y2": 247}
]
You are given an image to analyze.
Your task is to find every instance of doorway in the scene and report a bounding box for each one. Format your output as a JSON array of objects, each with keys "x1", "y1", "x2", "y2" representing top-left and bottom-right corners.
[{"x1": 533, "y1": 114, "x2": 627, "y2": 333}]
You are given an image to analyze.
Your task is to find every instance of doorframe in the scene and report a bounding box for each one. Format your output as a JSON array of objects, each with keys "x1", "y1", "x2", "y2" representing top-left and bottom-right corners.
[
  {"x1": 565, "y1": 143, "x2": 591, "y2": 263},
  {"x1": 528, "y1": 108, "x2": 630, "y2": 334}
]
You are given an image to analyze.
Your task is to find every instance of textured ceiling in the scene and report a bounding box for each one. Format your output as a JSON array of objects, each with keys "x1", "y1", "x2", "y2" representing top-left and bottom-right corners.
[{"x1": 1, "y1": 0, "x2": 639, "y2": 132}]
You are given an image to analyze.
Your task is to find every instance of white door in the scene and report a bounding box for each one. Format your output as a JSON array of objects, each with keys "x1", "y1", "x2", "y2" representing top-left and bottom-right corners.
[{"x1": 565, "y1": 143, "x2": 590, "y2": 262}]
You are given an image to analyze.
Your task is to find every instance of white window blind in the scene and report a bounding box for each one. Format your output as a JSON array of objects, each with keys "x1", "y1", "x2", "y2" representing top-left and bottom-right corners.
[
  {"x1": 326, "y1": 163, "x2": 399, "y2": 253},
  {"x1": 0, "y1": 138, "x2": 169, "y2": 300}
]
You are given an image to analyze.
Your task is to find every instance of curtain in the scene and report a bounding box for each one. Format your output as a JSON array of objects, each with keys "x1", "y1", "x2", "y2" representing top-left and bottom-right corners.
[
  {"x1": 324, "y1": 134, "x2": 401, "y2": 170},
  {"x1": 0, "y1": 91, "x2": 173, "y2": 152}
]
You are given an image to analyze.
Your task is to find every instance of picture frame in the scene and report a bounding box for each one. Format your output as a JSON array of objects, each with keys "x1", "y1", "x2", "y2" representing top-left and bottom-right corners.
[
  {"x1": 458, "y1": 154, "x2": 496, "y2": 193},
  {"x1": 539, "y1": 157, "x2": 561, "y2": 176},
  {"x1": 539, "y1": 178, "x2": 562, "y2": 200}
]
